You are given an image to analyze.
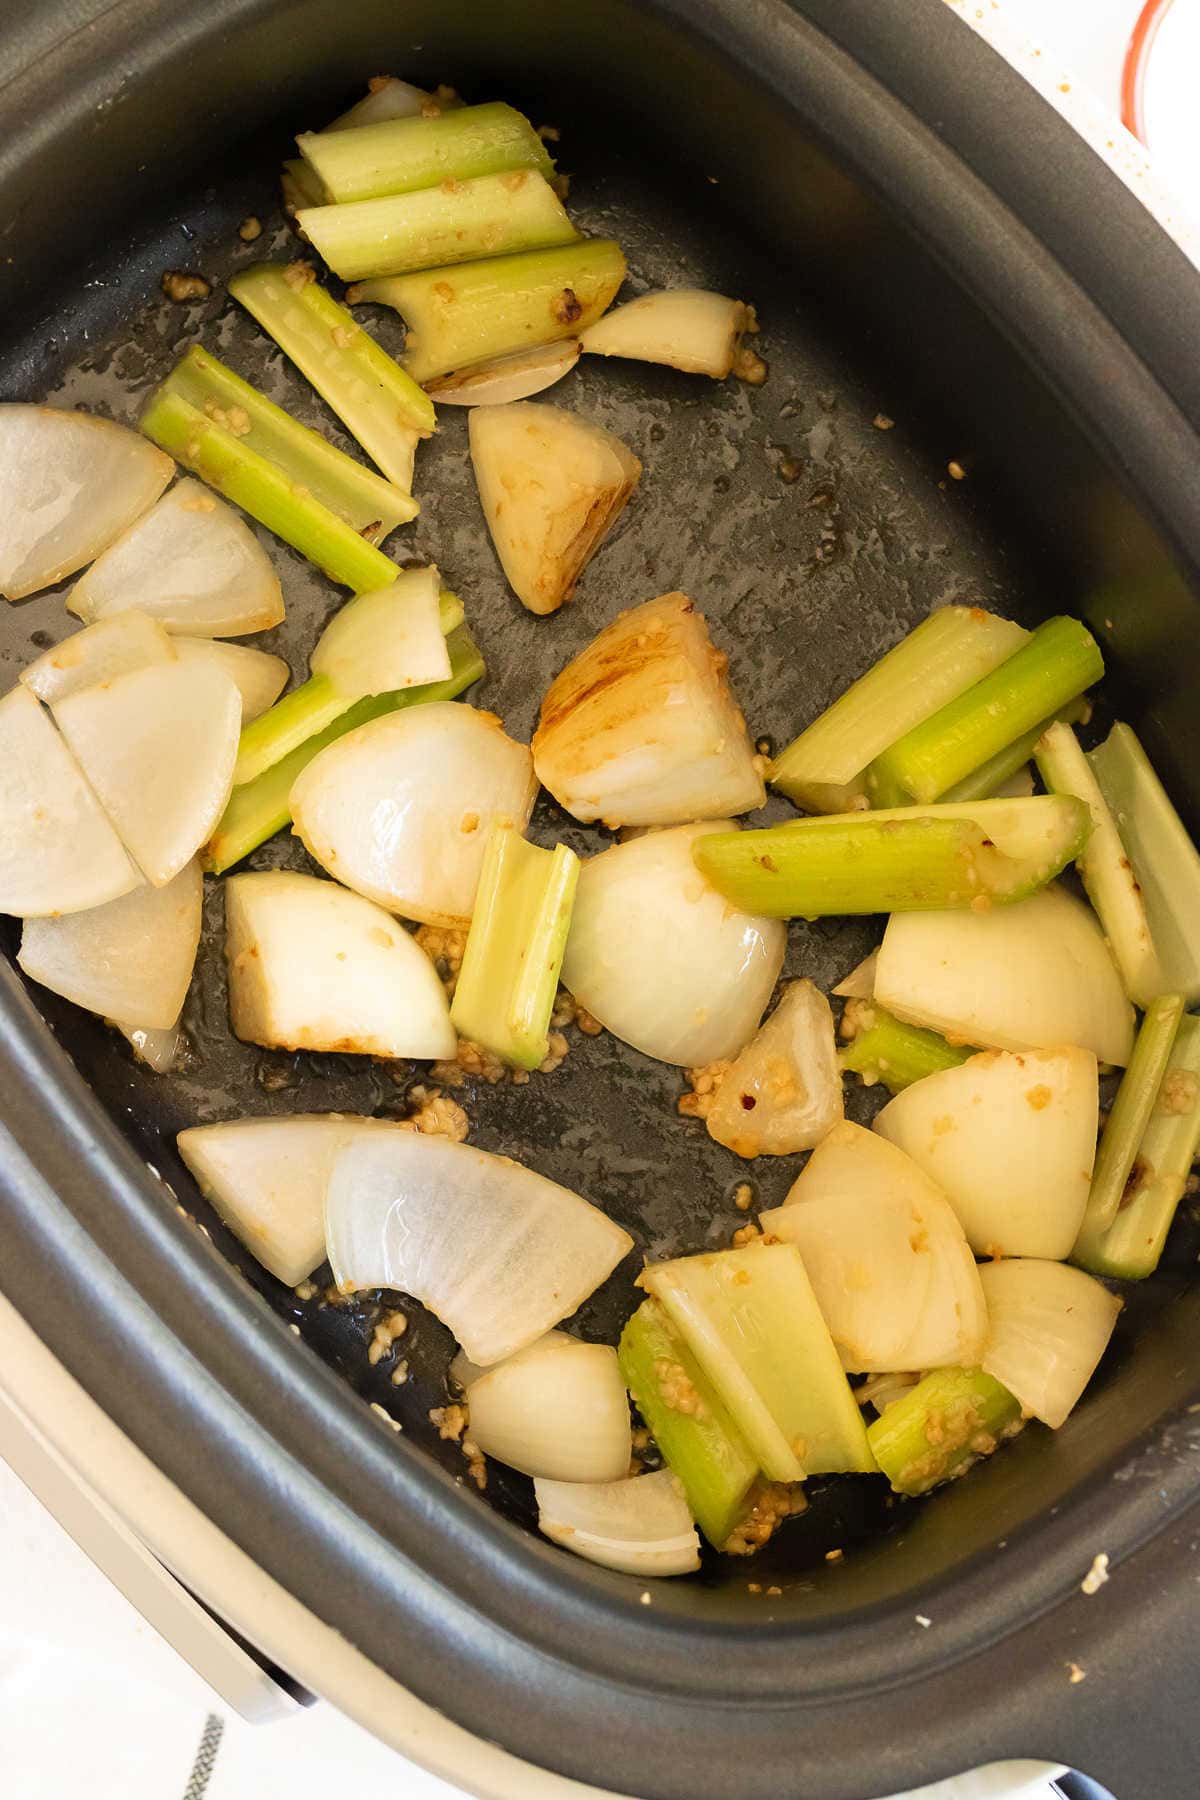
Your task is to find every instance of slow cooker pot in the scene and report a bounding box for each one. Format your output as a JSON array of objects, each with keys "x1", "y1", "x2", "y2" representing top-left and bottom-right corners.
[{"x1": 1, "y1": 3, "x2": 1199, "y2": 1796}]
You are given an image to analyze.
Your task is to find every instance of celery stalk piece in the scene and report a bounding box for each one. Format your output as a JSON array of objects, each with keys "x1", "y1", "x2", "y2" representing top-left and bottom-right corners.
[
  {"x1": 691, "y1": 795, "x2": 1091, "y2": 918},
  {"x1": 1089, "y1": 723, "x2": 1200, "y2": 1005},
  {"x1": 203, "y1": 624, "x2": 485, "y2": 875},
  {"x1": 297, "y1": 102, "x2": 555, "y2": 204},
  {"x1": 867, "y1": 617, "x2": 1104, "y2": 807},
  {"x1": 1072, "y1": 993, "x2": 1186, "y2": 1264},
  {"x1": 618, "y1": 1298, "x2": 759, "y2": 1549},
  {"x1": 229, "y1": 264, "x2": 434, "y2": 483},
  {"x1": 140, "y1": 391, "x2": 400, "y2": 595},
  {"x1": 769, "y1": 607, "x2": 1029, "y2": 810},
  {"x1": 299, "y1": 172, "x2": 579, "y2": 283},
  {"x1": 640, "y1": 1243, "x2": 875, "y2": 1483},
  {"x1": 839, "y1": 1007, "x2": 972, "y2": 1094},
  {"x1": 1078, "y1": 1014, "x2": 1200, "y2": 1279},
  {"x1": 940, "y1": 698, "x2": 1086, "y2": 804},
  {"x1": 450, "y1": 827, "x2": 580, "y2": 1070},
  {"x1": 349, "y1": 240, "x2": 627, "y2": 385},
  {"x1": 233, "y1": 675, "x2": 347, "y2": 787},
  {"x1": 157, "y1": 344, "x2": 416, "y2": 540},
  {"x1": 867, "y1": 1367, "x2": 1023, "y2": 1496},
  {"x1": 282, "y1": 157, "x2": 328, "y2": 212},
  {"x1": 1035, "y1": 720, "x2": 1162, "y2": 1005},
  {"x1": 233, "y1": 587, "x2": 464, "y2": 787}
]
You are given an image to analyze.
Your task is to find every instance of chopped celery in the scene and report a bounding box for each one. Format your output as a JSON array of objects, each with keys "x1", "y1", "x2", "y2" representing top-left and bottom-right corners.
[
  {"x1": 233, "y1": 586, "x2": 464, "y2": 787},
  {"x1": 299, "y1": 172, "x2": 579, "y2": 283},
  {"x1": 839, "y1": 1007, "x2": 972, "y2": 1093},
  {"x1": 297, "y1": 101, "x2": 554, "y2": 204},
  {"x1": 770, "y1": 607, "x2": 1028, "y2": 810},
  {"x1": 940, "y1": 697, "x2": 1086, "y2": 804},
  {"x1": 349, "y1": 239, "x2": 626, "y2": 385},
  {"x1": 1089, "y1": 723, "x2": 1200, "y2": 1005},
  {"x1": 203, "y1": 624, "x2": 485, "y2": 875},
  {"x1": 1072, "y1": 993, "x2": 1186, "y2": 1265},
  {"x1": 619, "y1": 1298, "x2": 759, "y2": 1550},
  {"x1": 1035, "y1": 720, "x2": 1161, "y2": 1005},
  {"x1": 450, "y1": 826, "x2": 580, "y2": 1069},
  {"x1": 640, "y1": 1243, "x2": 875, "y2": 1484},
  {"x1": 282, "y1": 157, "x2": 328, "y2": 212},
  {"x1": 140, "y1": 390, "x2": 399, "y2": 594},
  {"x1": 1078, "y1": 1014, "x2": 1200, "y2": 1279},
  {"x1": 229, "y1": 264, "x2": 434, "y2": 483},
  {"x1": 867, "y1": 617, "x2": 1104, "y2": 806},
  {"x1": 867, "y1": 1367, "x2": 1023, "y2": 1496},
  {"x1": 690, "y1": 795, "x2": 1091, "y2": 917},
  {"x1": 154, "y1": 345, "x2": 416, "y2": 540}
]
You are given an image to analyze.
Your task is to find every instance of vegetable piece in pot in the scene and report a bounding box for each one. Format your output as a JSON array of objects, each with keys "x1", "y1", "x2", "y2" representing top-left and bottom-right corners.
[{"x1": 699, "y1": 979, "x2": 842, "y2": 1157}]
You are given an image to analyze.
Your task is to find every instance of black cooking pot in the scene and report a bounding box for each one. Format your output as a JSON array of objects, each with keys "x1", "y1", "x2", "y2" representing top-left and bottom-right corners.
[{"x1": 2, "y1": 2, "x2": 1199, "y2": 1796}]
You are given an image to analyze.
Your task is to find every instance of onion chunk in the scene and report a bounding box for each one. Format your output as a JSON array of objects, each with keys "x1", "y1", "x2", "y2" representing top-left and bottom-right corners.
[
  {"x1": 20, "y1": 613, "x2": 175, "y2": 705},
  {"x1": 469, "y1": 401, "x2": 640, "y2": 615},
  {"x1": 0, "y1": 405, "x2": 172, "y2": 601},
  {"x1": 561, "y1": 822, "x2": 785, "y2": 1066},
  {"x1": 52, "y1": 661, "x2": 242, "y2": 886},
  {"x1": 19, "y1": 860, "x2": 202, "y2": 1030},
  {"x1": 425, "y1": 339, "x2": 580, "y2": 406},
  {"x1": 580, "y1": 289, "x2": 756, "y2": 379},
  {"x1": 69, "y1": 477, "x2": 285, "y2": 638},
  {"x1": 177, "y1": 1113, "x2": 414, "y2": 1286},
  {"x1": 761, "y1": 1121, "x2": 987, "y2": 1372},
  {"x1": 875, "y1": 1046, "x2": 1099, "y2": 1258},
  {"x1": 0, "y1": 685, "x2": 138, "y2": 917},
  {"x1": 171, "y1": 638, "x2": 289, "y2": 723},
  {"x1": 462, "y1": 1334, "x2": 632, "y2": 1483},
  {"x1": 290, "y1": 701, "x2": 537, "y2": 926},
  {"x1": 309, "y1": 568, "x2": 451, "y2": 697},
  {"x1": 533, "y1": 593, "x2": 765, "y2": 827},
  {"x1": 979, "y1": 1258, "x2": 1120, "y2": 1428},
  {"x1": 702, "y1": 979, "x2": 842, "y2": 1157},
  {"x1": 224, "y1": 870, "x2": 456, "y2": 1059},
  {"x1": 875, "y1": 884, "x2": 1135, "y2": 1066},
  {"x1": 325, "y1": 1133, "x2": 633, "y2": 1364},
  {"x1": 534, "y1": 1470, "x2": 700, "y2": 1577}
]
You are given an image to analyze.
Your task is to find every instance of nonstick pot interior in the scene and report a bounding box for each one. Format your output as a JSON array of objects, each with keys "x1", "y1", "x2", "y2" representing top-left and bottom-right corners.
[{"x1": 1, "y1": 3, "x2": 1199, "y2": 1797}]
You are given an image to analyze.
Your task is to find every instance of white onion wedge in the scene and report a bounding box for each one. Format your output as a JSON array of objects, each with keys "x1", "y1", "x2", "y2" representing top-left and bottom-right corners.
[
  {"x1": 535, "y1": 1470, "x2": 700, "y2": 1576},
  {"x1": 579, "y1": 289, "x2": 755, "y2": 379},
  {"x1": 561, "y1": 822, "x2": 785, "y2": 1066},
  {"x1": 426, "y1": 339, "x2": 580, "y2": 407},
  {"x1": 875, "y1": 884, "x2": 1135, "y2": 1067},
  {"x1": 290, "y1": 702, "x2": 536, "y2": 926},
  {"x1": 469, "y1": 401, "x2": 640, "y2": 616},
  {"x1": 325, "y1": 1133, "x2": 633, "y2": 1365},
  {"x1": 52, "y1": 662, "x2": 241, "y2": 886},
  {"x1": 19, "y1": 860, "x2": 201, "y2": 1030},
  {"x1": 324, "y1": 77, "x2": 430, "y2": 132},
  {"x1": 224, "y1": 871, "x2": 455, "y2": 1059},
  {"x1": 875, "y1": 1046, "x2": 1099, "y2": 1258},
  {"x1": 309, "y1": 568, "x2": 451, "y2": 698},
  {"x1": 703, "y1": 979, "x2": 842, "y2": 1157},
  {"x1": 117, "y1": 1017, "x2": 187, "y2": 1074},
  {"x1": 0, "y1": 685, "x2": 138, "y2": 917},
  {"x1": 451, "y1": 1332, "x2": 572, "y2": 1391},
  {"x1": 177, "y1": 1113, "x2": 412, "y2": 1285},
  {"x1": 761, "y1": 1121, "x2": 987, "y2": 1372},
  {"x1": 171, "y1": 638, "x2": 289, "y2": 723},
  {"x1": 0, "y1": 405, "x2": 172, "y2": 602},
  {"x1": 533, "y1": 594, "x2": 765, "y2": 827},
  {"x1": 832, "y1": 950, "x2": 877, "y2": 999},
  {"x1": 68, "y1": 478, "x2": 285, "y2": 638},
  {"x1": 979, "y1": 1258, "x2": 1121, "y2": 1428},
  {"x1": 20, "y1": 613, "x2": 175, "y2": 705},
  {"x1": 464, "y1": 1335, "x2": 632, "y2": 1482}
]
